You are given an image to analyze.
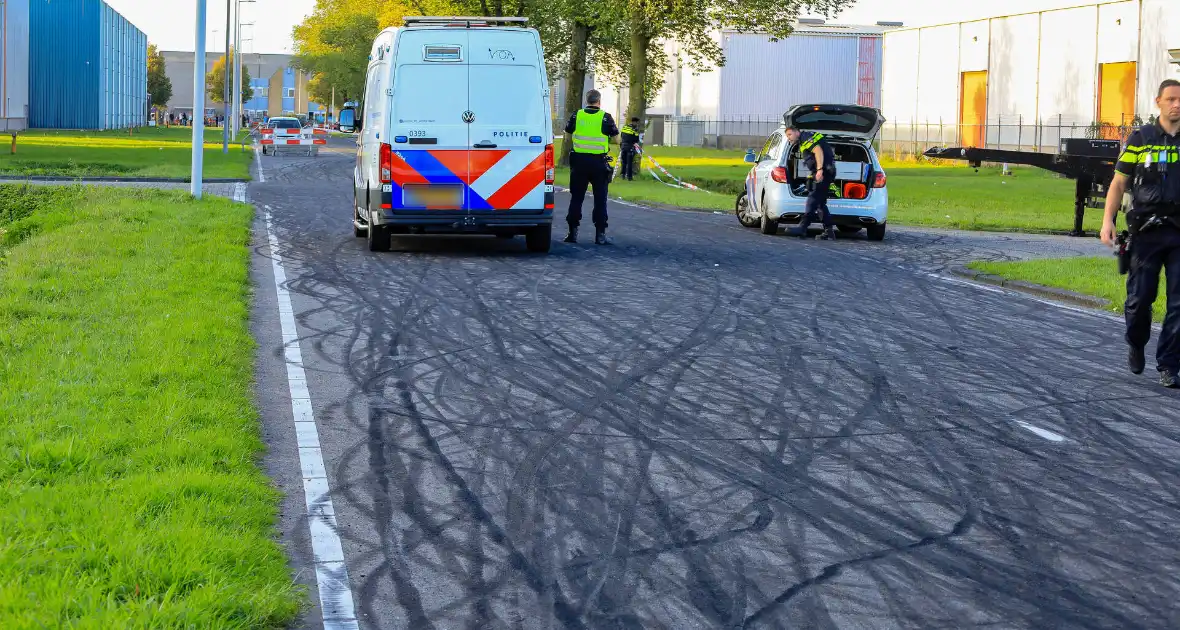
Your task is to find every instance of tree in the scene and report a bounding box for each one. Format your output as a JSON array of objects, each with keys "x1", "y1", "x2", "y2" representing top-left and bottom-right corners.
[
  {"x1": 608, "y1": 0, "x2": 857, "y2": 128},
  {"x1": 206, "y1": 48, "x2": 254, "y2": 104},
  {"x1": 147, "y1": 44, "x2": 172, "y2": 109}
]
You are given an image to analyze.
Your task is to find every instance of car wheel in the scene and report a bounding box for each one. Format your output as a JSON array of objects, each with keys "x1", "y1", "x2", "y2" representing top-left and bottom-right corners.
[
  {"x1": 367, "y1": 223, "x2": 391, "y2": 252},
  {"x1": 525, "y1": 224, "x2": 552, "y2": 253},
  {"x1": 735, "y1": 191, "x2": 759, "y2": 228},
  {"x1": 866, "y1": 223, "x2": 886, "y2": 241},
  {"x1": 837, "y1": 225, "x2": 862, "y2": 234},
  {"x1": 759, "y1": 200, "x2": 778, "y2": 236}
]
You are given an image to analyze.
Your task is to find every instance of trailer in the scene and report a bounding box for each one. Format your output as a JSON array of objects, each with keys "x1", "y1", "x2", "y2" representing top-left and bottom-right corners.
[{"x1": 923, "y1": 138, "x2": 1120, "y2": 236}]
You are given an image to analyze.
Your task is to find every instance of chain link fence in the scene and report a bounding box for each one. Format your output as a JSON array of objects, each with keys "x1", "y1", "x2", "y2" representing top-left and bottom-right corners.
[{"x1": 653, "y1": 113, "x2": 1157, "y2": 156}]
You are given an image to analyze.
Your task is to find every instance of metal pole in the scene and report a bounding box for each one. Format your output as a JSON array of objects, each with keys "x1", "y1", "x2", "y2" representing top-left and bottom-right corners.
[
  {"x1": 231, "y1": 0, "x2": 240, "y2": 137},
  {"x1": 192, "y1": 0, "x2": 208, "y2": 198},
  {"x1": 222, "y1": 0, "x2": 231, "y2": 153}
]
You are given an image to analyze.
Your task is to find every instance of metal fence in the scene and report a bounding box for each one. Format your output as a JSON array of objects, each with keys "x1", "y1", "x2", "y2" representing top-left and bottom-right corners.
[{"x1": 655, "y1": 114, "x2": 1153, "y2": 155}]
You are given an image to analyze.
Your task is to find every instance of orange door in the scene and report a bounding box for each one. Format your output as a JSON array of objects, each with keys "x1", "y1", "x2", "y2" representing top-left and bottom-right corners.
[
  {"x1": 960, "y1": 71, "x2": 988, "y2": 147},
  {"x1": 1098, "y1": 62, "x2": 1136, "y2": 139}
]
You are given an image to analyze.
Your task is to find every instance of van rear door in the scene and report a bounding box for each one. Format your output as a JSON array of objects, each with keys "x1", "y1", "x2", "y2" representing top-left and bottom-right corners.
[
  {"x1": 465, "y1": 30, "x2": 547, "y2": 212},
  {"x1": 389, "y1": 30, "x2": 470, "y2": 212}
]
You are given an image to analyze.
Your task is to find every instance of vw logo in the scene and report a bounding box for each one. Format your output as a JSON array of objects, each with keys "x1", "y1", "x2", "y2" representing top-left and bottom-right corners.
[{"x1": 462, "y1": 111, "x2": 475, "y2": 124}]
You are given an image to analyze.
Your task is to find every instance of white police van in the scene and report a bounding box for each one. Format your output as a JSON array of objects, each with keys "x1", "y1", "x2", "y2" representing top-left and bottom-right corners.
[{"x1": 339, "y1": 16, "x2": 555, "y2": 253}]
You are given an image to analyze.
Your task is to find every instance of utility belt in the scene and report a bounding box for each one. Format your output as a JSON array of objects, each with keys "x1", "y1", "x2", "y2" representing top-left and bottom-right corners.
[{"x1": 1118, "y1": 209, "x2": 1180, "y2": 275}]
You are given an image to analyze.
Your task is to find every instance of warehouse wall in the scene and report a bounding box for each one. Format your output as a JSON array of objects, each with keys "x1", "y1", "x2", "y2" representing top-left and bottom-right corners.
[
  {"x1": 987, "y1": 13, "x2": 1039, "y2": 146},
  {"x1": 1037, "y1": 6, "x2": 1098, "y2": 130},
  {"x1": 717, "y1": 32, "x2": 863, "y2": 118},
  {"x1": 2, "y1": 0, "x2": 30, "y2": 125},
  {"x1": 30, "y1": 0, "x2": 99, "y2": 128},
  {"x1": 881, "y1": 29, "x2": 919, "y2": 124},
  {"x1": 1138, "y1": 0, "x2": 1180, "y2": 117},
  {"x1": 98, "y1": 1, "x2": 146, "y2": 129}
]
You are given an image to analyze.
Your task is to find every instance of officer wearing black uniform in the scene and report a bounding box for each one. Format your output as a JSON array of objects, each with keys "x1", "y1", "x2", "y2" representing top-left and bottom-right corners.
[
  {"x1": 620, "y1": 117, "x2": 642, "y2": 181},
  {"x1": 1102, "y1": 78, "x2": 1180, "y2": 388},
  {"x1": 564, "y1": 90, "x2": 620, "y2": 245},
  {"x1": 784, "y1": 126, "x2": 838, "y2": 240}
]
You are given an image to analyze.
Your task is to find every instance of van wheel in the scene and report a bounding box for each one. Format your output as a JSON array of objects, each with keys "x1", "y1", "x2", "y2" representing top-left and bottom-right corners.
[
  {"x1": 866, "y1": 223, "x2": 886, "y2": 241},
  {"x1": 760, "y1": 208, "x2": 779, "y2": 236},
  {"x1": 367, "y1": 224, "x2": 391, "y2": 252},
  {"x1": 526, "y1": 224, "x2": 552, "y2": 253}
]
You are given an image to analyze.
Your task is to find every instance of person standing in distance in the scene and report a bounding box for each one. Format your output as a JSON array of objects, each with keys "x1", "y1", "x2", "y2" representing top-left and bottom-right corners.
[
  {"x1": 1101, "y1": 78, "x2": 1180, "y2": 388},
  {"x1": 564, "y1": 90, "x2": 619, "y2": 245},
  {"x1": 784, "y1": 125, "x2": 838, "y2": 240},
  {"x1": 620, "y1": 117, "x2": 642, "y2": 181}
]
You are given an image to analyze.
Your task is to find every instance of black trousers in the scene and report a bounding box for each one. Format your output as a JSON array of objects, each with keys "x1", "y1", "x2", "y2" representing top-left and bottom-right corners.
[
  {"x1": 566, "y1": 153, "x2": 609, "y2": 230},
  {"x1": 620, "y1": 146, "x2": 637, "y2": 180},
  {"x1": 800, "y1": 174, "x2": 835, "y2": 229},
  {"x1": 1126, "y1": 224, "x2": 1180, "y2": 370}
]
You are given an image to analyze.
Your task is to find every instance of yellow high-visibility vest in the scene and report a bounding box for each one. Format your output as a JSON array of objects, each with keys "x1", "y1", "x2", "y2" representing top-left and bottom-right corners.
[{"x1": 572, "y1": 109, "x2": 609, "y2": 154}]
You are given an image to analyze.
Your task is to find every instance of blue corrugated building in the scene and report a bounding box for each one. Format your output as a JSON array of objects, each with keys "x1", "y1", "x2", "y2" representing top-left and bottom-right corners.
[{"x1": 29, "y1": 0, "x2": 146, "y2": 129}]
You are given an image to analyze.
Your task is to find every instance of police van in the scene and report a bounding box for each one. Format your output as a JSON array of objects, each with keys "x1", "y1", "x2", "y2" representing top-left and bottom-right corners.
[{"x1": 339, "y1": 17, "x2": 555, "y2": 253}]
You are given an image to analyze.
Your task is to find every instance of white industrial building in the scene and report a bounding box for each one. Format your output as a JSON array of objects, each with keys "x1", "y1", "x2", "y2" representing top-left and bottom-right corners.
[
  {"x1": 587, "y1": 21, "x2": 893, "y2": 147},
  {"x1": 881, "y1": 0, "x2": 1180, "y2": 154}
]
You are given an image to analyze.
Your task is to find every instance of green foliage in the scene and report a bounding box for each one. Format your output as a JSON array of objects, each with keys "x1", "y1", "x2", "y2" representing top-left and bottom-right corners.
[
  {"x1": 205, "y1": 49, "x2": 254, "y2": 105},
  {"x1": 147, "y1": 44, "x2": 172, "y2": 109}
]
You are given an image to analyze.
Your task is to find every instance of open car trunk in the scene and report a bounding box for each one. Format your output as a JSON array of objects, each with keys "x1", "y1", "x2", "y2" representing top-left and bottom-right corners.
[{"x1": 787, "y1": 140, "x2": 875, "y2": 200}]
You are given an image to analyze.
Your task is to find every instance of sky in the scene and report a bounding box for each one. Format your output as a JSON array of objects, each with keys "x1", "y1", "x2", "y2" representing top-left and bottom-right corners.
[{"x1": 107, "y1": 0, "x2": 1101, "y2": 54}]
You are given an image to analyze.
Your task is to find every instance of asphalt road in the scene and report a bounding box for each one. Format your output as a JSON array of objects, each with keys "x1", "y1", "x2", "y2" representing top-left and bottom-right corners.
[{"x1": 250, "y1": 139, "x2": 1180, "y2": 630}]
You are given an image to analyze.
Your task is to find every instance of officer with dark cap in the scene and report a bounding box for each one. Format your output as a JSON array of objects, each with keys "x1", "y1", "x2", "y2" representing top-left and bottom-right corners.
[
  {"x1": 1102, "y1": 78, "x2": 1180, "y2": 388},
  {"x1": 564, "y1": 89, "x2": 620, "y2": 245},
  {"x1": 784, "y1": 125, "x2": 838, "y2": 240},
  {"x1": 619, "y1": 117, "x2": 642, "y2": 181}
]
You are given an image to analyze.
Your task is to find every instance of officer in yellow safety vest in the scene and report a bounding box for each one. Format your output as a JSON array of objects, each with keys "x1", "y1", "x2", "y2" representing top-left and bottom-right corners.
[
  {"x1": 620, "y1": 117, "x2": 642, "y2": 181},
  {"x1": 564, "y1": 89, "x2": 620, "y2": 245}
]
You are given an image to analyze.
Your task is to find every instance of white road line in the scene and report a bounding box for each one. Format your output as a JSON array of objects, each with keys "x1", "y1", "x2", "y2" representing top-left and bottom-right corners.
[
  {"x1": 254, "y1": 144, "x2": 266, "y2": 183},
  {"x1": 263, "y1": 210, "x2": 359, "y2": 630},
  {"x1": 1014, "y1": 421, "x2": 1066, "y2": 443}
]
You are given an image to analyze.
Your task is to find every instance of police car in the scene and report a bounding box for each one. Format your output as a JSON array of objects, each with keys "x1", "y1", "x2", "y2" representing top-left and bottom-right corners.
[
  {"x1": 737, "y1": 104, "x2": 889, "y2": 241},
  {"x1": 339, "y1": 16, "x2": 555, "y2": 253}
]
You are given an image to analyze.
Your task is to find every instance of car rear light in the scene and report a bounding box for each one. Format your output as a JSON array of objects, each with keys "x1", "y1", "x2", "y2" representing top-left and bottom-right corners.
[
  {"x1": 771, "y1": 166, "x2": 788, "y2": 184},
  {"x1": 544, "y1": 144, "x2": 554, "y2": 184},
  {"x1": 873, "y1": 171, "x2": 887, "y2": 188},
  {"x1": 380, "y1": 143, "x2": 392, "y2": 184}
]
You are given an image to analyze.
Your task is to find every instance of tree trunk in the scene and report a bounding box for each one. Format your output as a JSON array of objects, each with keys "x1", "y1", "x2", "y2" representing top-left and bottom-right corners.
[
  {"x1": 559, "y1": 20, "x2": 592, "y2": 168},
  {"x1": 626, "y1": 27, "x2": 650, "y2": 133}
]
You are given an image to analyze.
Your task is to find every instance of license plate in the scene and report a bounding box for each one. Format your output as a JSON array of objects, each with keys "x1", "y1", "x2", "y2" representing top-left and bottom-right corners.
[{"x1": 403, "y1": 184, "x2": 464, "y2": 209}]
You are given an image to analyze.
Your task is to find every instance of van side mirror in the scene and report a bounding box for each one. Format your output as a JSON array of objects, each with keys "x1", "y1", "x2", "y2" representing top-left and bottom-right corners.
[
  {"x1": 339, "y1": 107, "x2": 357, "y2": 133},
  {"x1": 744, "y1": 149, "x2": 757, "y2": 164}
]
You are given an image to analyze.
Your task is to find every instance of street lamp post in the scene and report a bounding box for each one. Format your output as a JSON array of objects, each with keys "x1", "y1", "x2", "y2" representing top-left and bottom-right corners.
[
  {"x1": 222, "y1": 0, "x2": 231, "y2": 153},
  {"x1": 192, "y1": 0, "x2": 208, "y2": 198}
]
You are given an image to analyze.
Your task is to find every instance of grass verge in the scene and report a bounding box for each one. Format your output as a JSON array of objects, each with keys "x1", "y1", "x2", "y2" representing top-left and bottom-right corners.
[
  {"x1": 969, "y1": 256, "x2": 1165, "y2": 321},
  {"x1": 0, "y1": 128, "x2": 253, "y2": 179},
  {"x1": 0, "y1": 185, "x2": 302, "y2": 626},
  {"x1": 561, "y1": 143, "x2": 1097, "y2": 233}
]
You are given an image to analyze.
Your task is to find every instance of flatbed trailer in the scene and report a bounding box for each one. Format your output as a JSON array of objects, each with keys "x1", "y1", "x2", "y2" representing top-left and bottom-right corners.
[{"x1": 923, "y1": 138, "x2": 1121, "y2": 236}]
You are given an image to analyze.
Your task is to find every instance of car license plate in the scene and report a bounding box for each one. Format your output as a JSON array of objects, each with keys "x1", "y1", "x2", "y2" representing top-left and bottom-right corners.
[{"x1": 403, "y1": 184, "x2": 463, "y2": 209}]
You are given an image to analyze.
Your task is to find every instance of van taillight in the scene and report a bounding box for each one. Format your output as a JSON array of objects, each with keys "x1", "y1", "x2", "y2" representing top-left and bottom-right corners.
[
  {"x1": 771, "y1": 167, "x2": 788, "y2": 184},
  {"x1": 544, "y1": 144, "x2": 554, "y2": 184},
  {"x1": 380, "y1": 143, "x2": 392, "y2": 183},
  {"x1": 873, "y1": 171, "x2": 887, "y2": 188}
]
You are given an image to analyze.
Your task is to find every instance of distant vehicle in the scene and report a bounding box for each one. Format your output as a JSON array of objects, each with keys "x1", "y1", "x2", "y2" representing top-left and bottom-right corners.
[
  {"x1": 738, "y1": 104, "x2": 889, "y2": 241},
  {"x1": 338, "y1": 16, "x2": 555, "y2": 253},
  {"x1": 261, "y1": 117, "x2": 305, "y2": 155}
]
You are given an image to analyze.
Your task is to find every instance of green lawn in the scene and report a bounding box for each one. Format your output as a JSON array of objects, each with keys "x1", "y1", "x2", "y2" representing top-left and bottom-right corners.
[
  {"x1": 969, "y1": 256, "x2": 1165, "y2": 321},
  {"x1": 0, "y1": 127, "x2": 253, "y2": 179},
  {"x1": 0, "y1": 185, "x2": 302, "y2": 627},
  {"x1": 566, "y1": 143, "x2": 1094, "y2": 233}
]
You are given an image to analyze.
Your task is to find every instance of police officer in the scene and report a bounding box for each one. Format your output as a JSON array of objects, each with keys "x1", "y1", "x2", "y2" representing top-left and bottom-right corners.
[
  {"x1": 564, "y1": 90, "x2": 620, "y2": 245},
  {"x1": 1102, "y1": 78, "x2": 1180, "y2": 388},
  {"x1": 784, "y1": 125, "x2": 838, "y2": 240},
  {"x1": 620, "y1": 117, "x2": 642, "y2": 181}
]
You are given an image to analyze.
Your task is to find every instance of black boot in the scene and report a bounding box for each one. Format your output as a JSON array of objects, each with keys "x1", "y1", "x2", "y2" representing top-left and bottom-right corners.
[
  {"x1": 595, "y1": 229, "x2": 611, "y2": 245},
  {"x1": 821, "y1": 226, "x2": 837, "y2": 240},
  {"x1": 785, "y1": 221, "x2": 811, "y2": 238},
  {"x1": 564, "y1": 226, "x2": 578, "y2": 243},
  {"x1": 1161, "y1": 368, "x2": 1180, "y2": 389},
  {"x1": 1129, "y1": 345, "x2": 1146, "y2": 375}
]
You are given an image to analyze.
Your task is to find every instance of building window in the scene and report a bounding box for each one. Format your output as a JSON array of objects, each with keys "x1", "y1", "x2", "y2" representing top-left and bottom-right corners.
[
  {"x1": 256, "y1": 87, "x2": 268, "y2": 98},
  {"x1": 285, "y1": 88, "x2": 295, "y2": 98}
]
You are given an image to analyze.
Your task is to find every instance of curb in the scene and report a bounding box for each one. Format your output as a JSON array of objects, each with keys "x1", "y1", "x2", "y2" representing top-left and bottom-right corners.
[
  {"x1": 0, "y1": 176, "x2": 249, "y2": 184},
  {"x1": 948, "y1": 265, "x2": 1111, "y2": 309}
]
